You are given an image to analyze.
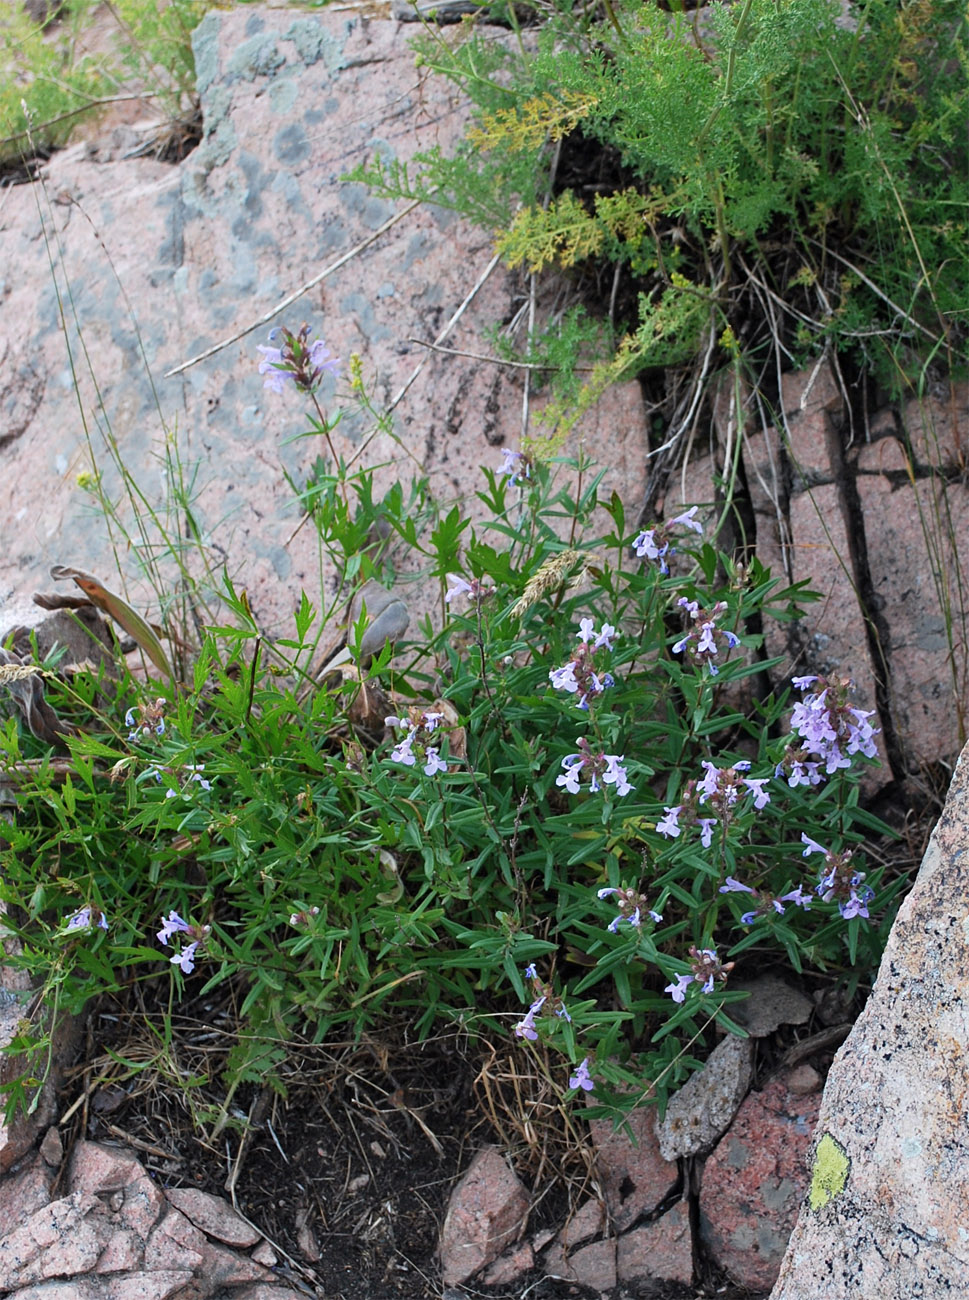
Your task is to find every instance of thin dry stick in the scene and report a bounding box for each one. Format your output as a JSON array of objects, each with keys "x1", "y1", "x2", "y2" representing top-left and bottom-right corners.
[
  {"x1": 164, "y1": 199, "x2": 425, "y2": 377},
  {"x1": 344, "y1": 250, "x2": 503, "y2": 469},
  {"x1": 283, "y1": 251, "x2": 503, "y2": 546},
  {"x1": 406, "y1": 338, "x2": 595, "y2": 372}
]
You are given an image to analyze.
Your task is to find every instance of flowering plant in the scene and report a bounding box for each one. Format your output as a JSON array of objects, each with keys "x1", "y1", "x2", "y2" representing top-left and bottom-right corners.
[{"x1": 0, "y1": 341, "x2": 904, "y2": 1122}]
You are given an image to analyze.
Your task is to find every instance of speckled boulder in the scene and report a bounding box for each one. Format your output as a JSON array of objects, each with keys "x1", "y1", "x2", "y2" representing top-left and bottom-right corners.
[{"x1": 770, "y1": 739, "x2": 969, "y2": 1300}]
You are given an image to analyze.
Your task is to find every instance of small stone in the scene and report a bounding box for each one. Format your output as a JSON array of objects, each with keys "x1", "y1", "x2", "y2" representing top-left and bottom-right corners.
[
  {"x1": 554, "y1": 1198, "x2": 605, "y2": 1251},
  {"x1": 483, "y1": 1239, "x2": 534, "y2": 1285},
  {"x1": 250, "y1": 1240, "x2": 278, "y2": 1266},
  {"x1": 39, "y1": 1126, "x2": 63, "y2": 1168},
  {"x1": 616, "y1": 1199, "x2": 692, "y2": 1286},
  {"x1": 164, "y1": 1186, "x2": 261, "y2": 1247},
  {"x1": 545, "y1": 1236, "x2": 617, "y2": 1292},
  {"x1": 656, "y1": 1035, "x2": 755, "y2": 1159},
  {"x1": 728, "y1": 974, "x2": 812, "y2": 1036},
  {"x1": 439, "y1": 1146, "x2": 529, "y2": 1285},
  {"x1": 786, "y1": 1063, "x2": 822, "y2": 1095}
]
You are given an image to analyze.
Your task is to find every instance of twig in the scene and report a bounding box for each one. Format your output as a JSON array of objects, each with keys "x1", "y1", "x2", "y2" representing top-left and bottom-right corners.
[
  {"x1": 344, "y1": 250, "x2": 503, "y2": 470},
  {"x1": 406, "y1": 337, "x2": 595, "y2": 372},
  {"x1": 164, "y1": 199, "x2": 426, "y2": 377}
]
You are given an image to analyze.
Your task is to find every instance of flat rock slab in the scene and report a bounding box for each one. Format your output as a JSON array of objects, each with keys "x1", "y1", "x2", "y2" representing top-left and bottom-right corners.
[
  {"x1": 655, "y1": 1034, "x2": 754, "y2": 1160},
  {"x1": 771, "y1": 739, "x2": 969, "y2": 1300},
  {"x1": 0, "y1": 7, "x2": 646, "y2": 642}
]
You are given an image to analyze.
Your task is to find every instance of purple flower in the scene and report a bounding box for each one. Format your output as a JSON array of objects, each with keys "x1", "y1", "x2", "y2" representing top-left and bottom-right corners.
[
  {"x1": 556, "y1": 753, "x2": 585, "y2": 794},
  {"x1": 514, "y1": 996, "x2": 547, "y2": 1041},
  {"x1": 569, "y1": 1058, "x2": 595, "y2": 1092},
  {"x1": 656, "y1": 805, "x2": 683, "y2": 838},
  {"x1": 170, "y1": 941, "x2": 199, "y2": 975},
  {"x1": 66, "y1": 907, "x2": 108, "y2": 932},
  {"x1": 157, "y1": 910, "x2": 191, "y2": 945},
  {"x1": 664, "y1": 973, "x2": 695, "y2": 1003},
  {"x1": 549, "y1": 663, "x2": 580, "y2": 693},
  {"x1": 719, "y1": 877, "x2": 755, "y2": 894},
  {"x1": 524, "y1": 963, "x2": 538, "y2": 979},
  {"x1": 390, "y1": 731, "x2": 418, "y2": 766},
  {"x1": 785, "y1": 675, "x2": 879, "y2": 777},
  {"x1": 633, "y1": 508, "x2": 703, "y2": 574},
  {"x1": 499, "y1": 448, "x2": 531, "y2": 485},
  {"x1": 742, "y1": 778, "x2": 771, "y2": 809},
  {"x1": 555, "y1": 740, "x2": 632, "y2": 797},
  {"x1": 801, "y1": 833, "x2": 827, "y2": 857},
  {"x1": 257, "y1": 325, "x2": 339, "y2": 395},
  {"x1": 741, "y1": 910, "x2": 760, "y2": 925},
  {"x1": 698, "y1": 817, "x2": 718, "y2": 848},
  {"x1": 602, "y1": 754, "x2": 632, "y2": 796},
  {"x1": 779, "y1": 886, "x2": 813, "y2": 909},
  {"x1": 257, "y1": 344, "x2": 292, "y2": 395},
  {"x1": 672, "y1": 597, "x2": 739, "y2": 674},
  {"x1": 444, "y1": 574, "x2": 472, "y2": 604},
  {"x1": 423, "y1": 747, "x2": 448, "y2": 776}
]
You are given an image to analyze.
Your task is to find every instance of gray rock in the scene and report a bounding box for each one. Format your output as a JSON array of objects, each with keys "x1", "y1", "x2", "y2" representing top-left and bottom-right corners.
[
  {"x1": 728, "y1": 974, "x2": 813, "y2": 1037},
  {"x1": 655, "y1": 1035, "x2": 755, "y2": 1160},
  {"x1": 770, "y1": 739, "x2": 969, "y2": 1300}
]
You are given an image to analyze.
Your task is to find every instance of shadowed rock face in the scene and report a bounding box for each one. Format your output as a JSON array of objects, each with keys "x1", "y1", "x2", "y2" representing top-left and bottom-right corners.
[{"x1": 770, "y1": 738, "x2": 969, "y2": 1300}]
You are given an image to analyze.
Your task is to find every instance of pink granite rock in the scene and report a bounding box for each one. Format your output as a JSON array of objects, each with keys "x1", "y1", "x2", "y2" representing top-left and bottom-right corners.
[
  {"x1": 482, "y1": 1240, "x2": 535, "y2": 1286},
  {"x1": 615, "y1": 1199, "x2": 693, "y2": 1287},
  {"x1": 0, "y1": 1153, "x2": 55, "y2": 1236},
  {"x1": 545, "y1": 1235, "x2": 617, "y2": 1292},
  {"x1": 0, "y1": 1139, "x2": 304, "y2": 1300},
  {"x1": 0, "y1": 8, "x2": 647, "y2": 652},
  {"x1": 438, "y1": 1145, "x2": 529, "y2": 1285},
  {"x1": 163, "y1": 1187, "x2": 260, "y2": 1248},
  {"x1": 587, "y1": 1103, "x2": 679, "y2": 1232},
  {"x1": 0, "y1": 1192, "x2": 105, "y2": 1289},
  {"x1": 700, "y1": 1072, "x2": 822, "y2": 1291}
]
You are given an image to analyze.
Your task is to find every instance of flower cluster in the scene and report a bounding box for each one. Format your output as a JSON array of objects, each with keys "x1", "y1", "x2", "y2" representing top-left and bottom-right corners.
[
  {"x1": 444, "y1": 573, "x2": 496, "y2": 605},
  {"x1": 776, "y1": 676, "x2": 879, "y2": 784},
  {"x1": 801, "y1": 834, "x2": 874, "y2": 919},
  {"x1": 257, "y1": 323, "x2": 340, "y2": 396},
  {"x1": 672, "y1": 597, "x2": 740, "y2": 675},
  {"x1": 633, "y1": 506, "x2": 703, "y2": 575},
  {"x1": 548, "y1": 618, "x2": 616, "y2": 710},
  {"x1": 514, "y1": 963, "x2": 571, "y2": 1040},
  {"x1": 125, "y1": 698, "x2": 166, "y2": 742},
  {"x1": 657, "y1": 760, "x2": 769, "y2": 846},
  {"x1": 385, "y1": 709, "x2": 452, "y2": 776},
  {"x1": 597, "y1": 885, "x2": 662, "y2": 932},
  {"x1": 664, "y1": 945, "x2": 735, "y2": 1002},
  {"x1": 499, "y1": 448, "x2": 531, "y2": 486},
  {"x1": 719, "y1": 875, "x2": 813, "y2": 924},
  {"x1": 557, "y1": 738, "x2": 632, "y2": 797},
  {"x1": 65, "y1": 906, "x2": 108, "y2": 933},
  {"x1": 157, "y1": 910, "x2": 210, "y2": 975}
]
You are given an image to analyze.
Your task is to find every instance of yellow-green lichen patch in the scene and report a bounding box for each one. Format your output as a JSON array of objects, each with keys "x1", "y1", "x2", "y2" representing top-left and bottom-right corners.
[{"x1": 809, "y1": 1133, "x2": 850, "y2": 1211}]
